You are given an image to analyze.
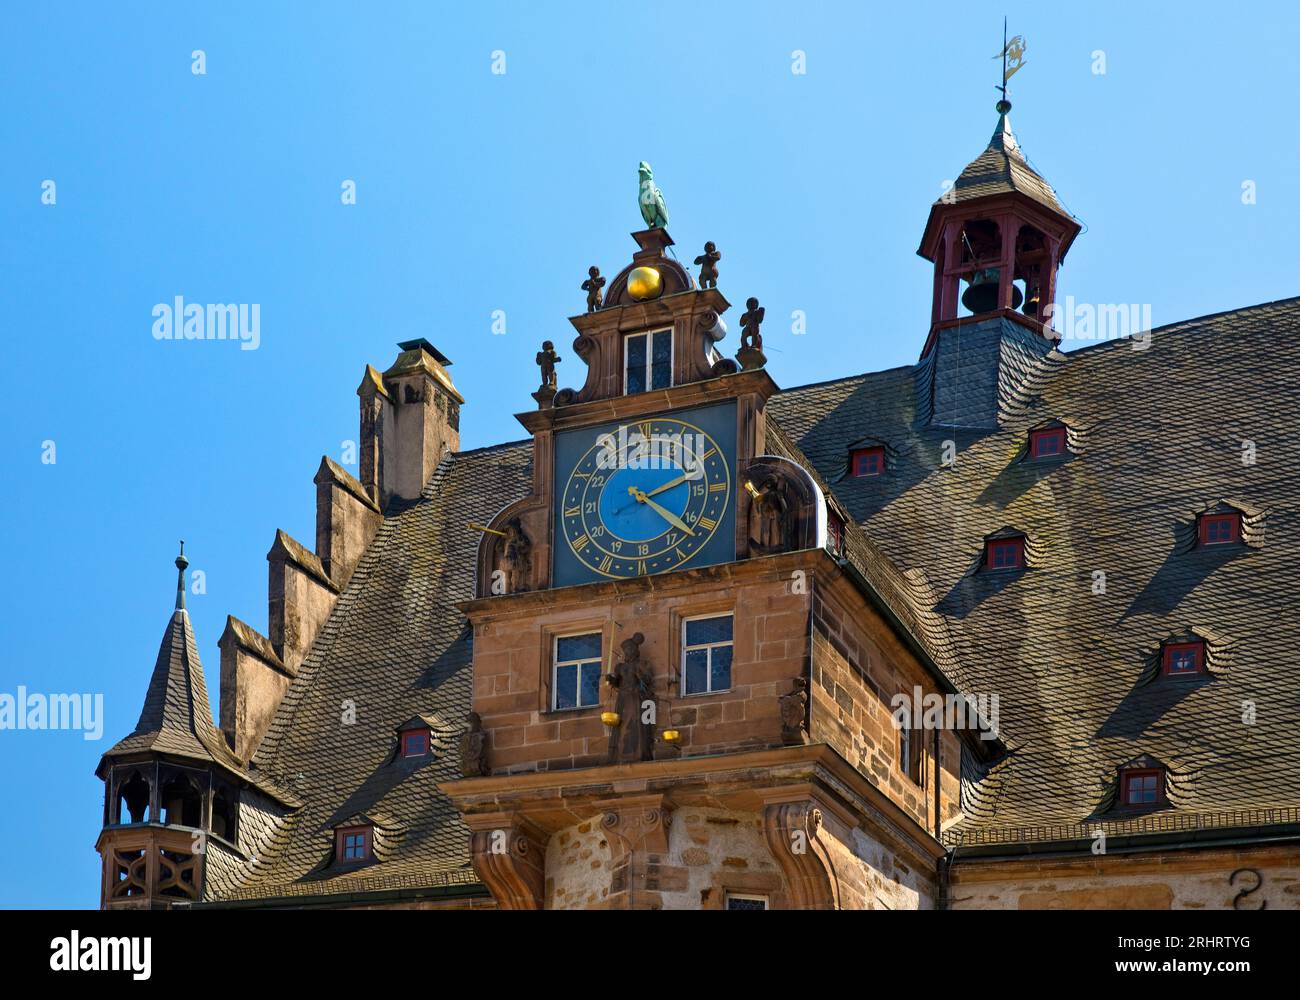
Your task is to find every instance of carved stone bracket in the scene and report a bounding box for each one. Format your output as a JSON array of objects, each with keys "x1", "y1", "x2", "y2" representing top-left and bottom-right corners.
[
  {"x1": 596, "y1": 794, "x2": 675, "y2": 909},
  {"x1": 761, "y1": 799, "x2": 840, "y2": 910},
  {"x1": 468, "y1": 815, "x2": 547, "y2": 910},
  {"x1": 598, "y1": 795, "x2": 672, "y2": 862}
]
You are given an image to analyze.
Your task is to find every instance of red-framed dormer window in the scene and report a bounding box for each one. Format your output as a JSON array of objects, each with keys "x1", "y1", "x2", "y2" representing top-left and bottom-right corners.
[
  {"x1": 1028, "y1": 426, "x2": 1067, "y2": 459},
  {"x1": 400, "y1": 727, "x2": 430, "y2": 758},
  {"x1": 335, "y1": 826, "x2": 372, "y2": 863},
  {"x1": 985, "y1": 536, "x2": 1025, "y2": 571},
  {"x1": 1119, "y1": 768, "x2": 1165, "y2": 808},
  {"x1": 850, "y1": 446, "x2": 885, "y2": 478},
  {"x1": 1198, "y1": 512, "x2": 1241, "y2": 546},
  {"x1": 1162, "y1": 641, "x2": 1206, "y2": 677}
]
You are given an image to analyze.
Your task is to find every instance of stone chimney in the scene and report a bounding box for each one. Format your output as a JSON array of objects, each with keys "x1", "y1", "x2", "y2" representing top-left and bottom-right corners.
[{"x1": 357, "y1": 340, "x2": 463, "y2": 507}]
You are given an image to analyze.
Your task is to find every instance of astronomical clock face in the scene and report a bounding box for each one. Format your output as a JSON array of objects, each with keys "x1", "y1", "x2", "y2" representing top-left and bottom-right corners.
[{"x1": 553, "y1": 402, "x2": 737, "y2": 586}]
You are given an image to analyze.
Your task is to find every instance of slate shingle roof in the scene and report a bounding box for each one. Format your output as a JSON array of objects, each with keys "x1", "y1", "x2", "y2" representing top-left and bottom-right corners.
[
  {"x1": 208, "y1": 296, "x2": 1300, "y2": 899},
  {"x1": 210, "y1": 442, "x2": 533, "y2": 901},
  {"x1": 101, "y1": 608, "x2": 242, "y2": 773},
  {"x1": 943, "y1": 112, "x2": 1068, "y2": 217},
  {"x1": 769, "y1": 296, "x2": 1300, "y2": 843}
]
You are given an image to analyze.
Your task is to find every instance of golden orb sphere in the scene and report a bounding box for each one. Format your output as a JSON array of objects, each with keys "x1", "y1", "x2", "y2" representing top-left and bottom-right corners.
[{"x1": 627, "y1": 266, "x2": 663, "y2": 301}]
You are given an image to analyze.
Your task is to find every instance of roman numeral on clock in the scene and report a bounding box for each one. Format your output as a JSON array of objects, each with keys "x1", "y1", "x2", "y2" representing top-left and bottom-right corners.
[
  {"x1": 573, "y1": 534, "x2": 590, "y2": 551},
  {"x1": 697, "y1": 516, "x2": 718, "y2": 531},
  {"x1": 598, "y1": 555, "x2": 613, "y2": 573},
  {"x1": 563, "y1": 507, "x2": 580, "y2": 518},
  {"x1": 708, "y1": 482, "x2": 727, "y2": 493}
]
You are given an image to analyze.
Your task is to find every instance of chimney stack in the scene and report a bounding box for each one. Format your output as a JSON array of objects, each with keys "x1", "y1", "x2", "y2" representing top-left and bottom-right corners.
[{"x1": 357, "y1": 340, "x2": 463, "y2": 507}]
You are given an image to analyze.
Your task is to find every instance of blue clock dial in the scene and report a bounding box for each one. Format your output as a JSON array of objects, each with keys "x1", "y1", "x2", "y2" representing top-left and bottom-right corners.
[{"x1": 560, "y1": 416, "x2": 732, "y2": 579}]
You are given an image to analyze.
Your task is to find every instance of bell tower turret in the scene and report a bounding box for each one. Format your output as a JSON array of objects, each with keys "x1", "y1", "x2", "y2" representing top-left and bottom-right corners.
[
  {"x1": 914, "y1": 93, "x2": 1081, "y2": 430},
  {"x1": 917, "y1": 99, "x2": 1080, "y2": 356}
]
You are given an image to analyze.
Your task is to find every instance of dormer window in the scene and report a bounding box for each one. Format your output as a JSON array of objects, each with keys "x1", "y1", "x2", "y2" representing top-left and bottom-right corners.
[
  {"x1": 1119, "y1": 767, "x2": 1166, "y2": 808},
  {"x1": 1198, "y1": 511, "x2": 1241, "y2": 546},
  {"x1": 1028, "y1": 426, "x2": 1067, "y2": 459},
  {"x1": 849, "y1": 446, "x2": 885, "y2": 477},
  {"x1": 1162, "y1": 640, "x2": 1206, "y2": 677},
  {"x1": 400, "y1": 727, "x2": 430, "y2": 758},
  {"x1": 984, "y1": 535, "x2": 1025, "y2": 570},
  {"x1": 335, "y1": 825, "x2": 372, "y2": 864},
  {"x1": 624, "y1": 328, "x2": 672, "y2": 394}
]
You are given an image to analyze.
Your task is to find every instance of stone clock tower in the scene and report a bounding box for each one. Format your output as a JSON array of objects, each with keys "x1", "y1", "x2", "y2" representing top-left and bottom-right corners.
[{"x1": 440, "y1": 217, "x2": 982, "y2": 910}]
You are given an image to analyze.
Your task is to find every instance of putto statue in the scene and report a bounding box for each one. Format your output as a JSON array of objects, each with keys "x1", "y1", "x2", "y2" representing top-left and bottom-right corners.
[
  {"x1": 638, "y1": 161, "x2": 669, "y2": 229},
  {"x1": 581, "y1": 266, "x2": 606, "y2": 312},
  {"x1": 737, "y1": 296, "x2": 767, "y2": 370},
  {"x1": 694, "y1": 241, "x2": 721, "y2": 289},
  {"x1": 536, "y1": 340, "x2": 561, "y2": 389}
]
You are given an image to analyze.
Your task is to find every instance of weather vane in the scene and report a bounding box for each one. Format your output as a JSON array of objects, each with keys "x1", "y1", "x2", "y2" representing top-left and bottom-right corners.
[{"x1": 993, "y1": 17, "x2": 1027, "y2": 109}]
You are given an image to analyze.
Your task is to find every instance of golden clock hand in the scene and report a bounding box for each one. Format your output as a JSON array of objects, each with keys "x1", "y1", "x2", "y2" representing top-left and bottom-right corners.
[
  {"x1": 641, "y1": 472, "x2": 688, "y2": 499},
  {"x1": 617, "y1": 474, "x2": 687, "y2": 514},
  {"x1": 631, "y1": 488, "x2": 696, "y2": 536}
]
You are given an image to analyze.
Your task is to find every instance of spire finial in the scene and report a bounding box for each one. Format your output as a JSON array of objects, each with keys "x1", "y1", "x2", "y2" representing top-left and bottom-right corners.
[{"x1": 174, "y1": 540, "x2": 188, "y2": 610}]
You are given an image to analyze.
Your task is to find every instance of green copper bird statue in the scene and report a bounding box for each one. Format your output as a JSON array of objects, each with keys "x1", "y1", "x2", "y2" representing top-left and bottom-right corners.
[{"x1": 638, "y1": 161, "x2": 669, "y2": 229}]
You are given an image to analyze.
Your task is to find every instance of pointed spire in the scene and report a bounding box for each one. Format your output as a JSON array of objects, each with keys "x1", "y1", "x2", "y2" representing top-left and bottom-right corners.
[
  {"x1": 98, "y1": 544, "x2": 237, "y2": 771},
  {"x1": 174, "y1": 540, "x2": 188, "y2": 611},
  {"x1": 989, "y1": 99, "x2": 1019, "y2": 154}
]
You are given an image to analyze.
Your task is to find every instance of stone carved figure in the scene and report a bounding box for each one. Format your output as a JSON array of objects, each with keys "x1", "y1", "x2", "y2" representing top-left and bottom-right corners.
[
  {"x1": 606, "y1": 632, "x2": 655, "y2": 764},
  {"x1": 581, "y1": 266, "x2": 606, "y2": 312},
  {"x1": 536, "y1": 340, "x2": 561, "y2": 390},
  {"x1": 752, "y1": 474, "x2": 790, "y2": 553},
  {"x1": 694, "y1": 241, "x2": 721, "y2": 289},
  {"x1": 780, "y1": 677, "x2": 809, "y2": 745},
  {"x1": 460, "y1": 712, "x2": 489, "y2": 777},
  {"x1": 739, "y1": 296, "x2": 765, "y2": 352},
  {"x1": 496, "y1": 518, "x2": 531, "y2": 594}
]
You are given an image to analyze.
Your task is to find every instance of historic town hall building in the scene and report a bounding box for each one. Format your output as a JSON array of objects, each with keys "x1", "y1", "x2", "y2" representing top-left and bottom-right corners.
[{"x1": 95, "y1": 100, "x2": 1300, "y2": 910}]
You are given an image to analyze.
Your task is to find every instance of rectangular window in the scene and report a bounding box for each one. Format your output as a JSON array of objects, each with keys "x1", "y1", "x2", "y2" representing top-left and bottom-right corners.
[
  {"x1": 899, "y1": 725, "x2": 923, "y2": 783},
  {"x1": 1028, "y1": 427, "x2": 1066, "y2": 458},
  {"x1": 850, "y1": 446, "x2": 885, "y2": 477},
  {"x1": 682, "y1": 613, "x2": 734, "y2": 695},
  {"x1": 1122, "y1": 771, "x2": 1162, "y2": 806},
  {"x1": 986, "y1": 537, "x2": 1024, "y2": 570},
  {"x1": 1199, "y1": 513, "x2": 1240, "y2": 545},
  {"x1": 624, "y1": 329, "x2": 672, "y2": 394},
  {"x1": 725, "y1": 893, "x2": 768, "y2": 910},
  {"x1": 1162, "y1": 641, "x2": 1205, "y2": 676},
  {"x1": 336, "y1": 826, "x2": 371, "y2": 863},
  {"x1": 826, "y1": 513, "x2": 844, "y2": 554},
  {"x1": 553, "y1": 632, "x2": 603, "y2": 710},
  {"x1": 401, "y1": 729, "x2": 429, "y2": 757}
]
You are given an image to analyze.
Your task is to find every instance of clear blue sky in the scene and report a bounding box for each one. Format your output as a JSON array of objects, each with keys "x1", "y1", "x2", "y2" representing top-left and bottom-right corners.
[{"x1": 3, "y1": 2, "x2": 1298, "y2": 908}]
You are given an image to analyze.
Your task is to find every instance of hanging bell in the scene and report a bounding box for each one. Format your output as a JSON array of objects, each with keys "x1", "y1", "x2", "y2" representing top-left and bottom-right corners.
[
  {"x1": 961, "y1": 268, "x2": 1023, "y2": 314},
  {"x1": 1023, "y1": 285, "x2": 1041, "y2": 316}
]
